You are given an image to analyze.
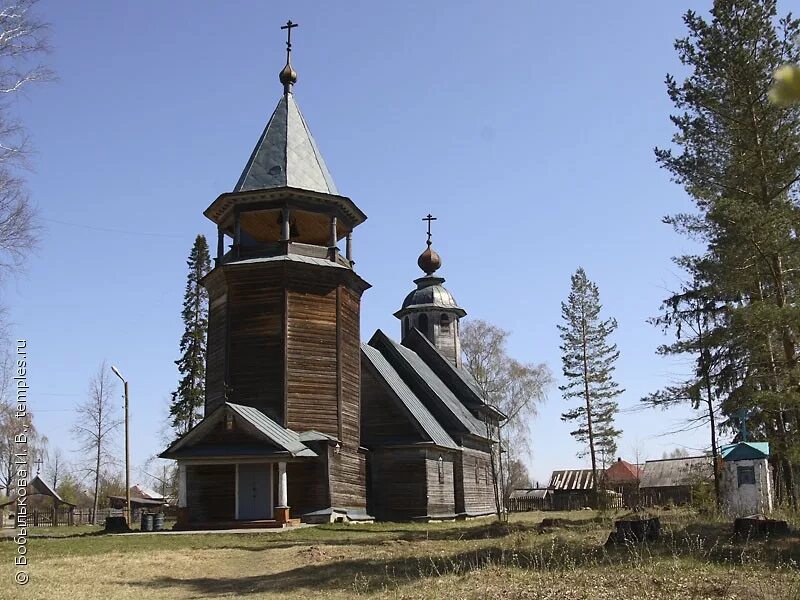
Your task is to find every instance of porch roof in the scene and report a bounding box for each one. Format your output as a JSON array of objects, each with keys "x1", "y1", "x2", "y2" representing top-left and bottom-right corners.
[{"x1": 160, "y1": 402, "x2": 318, "y2": 460}]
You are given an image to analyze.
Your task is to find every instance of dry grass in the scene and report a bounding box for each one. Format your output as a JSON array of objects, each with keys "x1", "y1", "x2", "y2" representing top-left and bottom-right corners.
[{"x1": 0, "y1": 510, "x2": 797, "y2": 600}]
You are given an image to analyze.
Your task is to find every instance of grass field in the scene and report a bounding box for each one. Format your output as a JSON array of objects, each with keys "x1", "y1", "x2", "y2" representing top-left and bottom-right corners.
[{"x1": 0, "y1": 509, "x2": 798, "y2": 600}]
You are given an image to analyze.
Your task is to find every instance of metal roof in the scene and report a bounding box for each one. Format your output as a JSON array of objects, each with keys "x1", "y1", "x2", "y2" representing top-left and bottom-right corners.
[
  {"x1": 394, "y1": 276, "x2": 466, "y2": 319},
  {"x1": 361, "y1": 344, "x2": 458, "y2": 449},
  {"x1": 160, "y1": 402, "x2": 317, "y2": 459},
  {"x1": 370, "y1": 330, "x2": 488, "y2": 439},
  {"x1": 509, "y1": 488, "x2": 551, "y2": 500},
  {"x1": 639, "y1": 456, "x2": 713, "y2": 488},
  {"x1": 225, "y1": 254, "x2": 348, "y2": 270},
  {"x1": 235, "y1": 93, "x2": 338, "y2": 195},
  {"x1": 720, "y1": 441, "x2": 770, "y2": 461},
  {"x1": 549, "y1": 469, "x2": 596, "y2": 491}
]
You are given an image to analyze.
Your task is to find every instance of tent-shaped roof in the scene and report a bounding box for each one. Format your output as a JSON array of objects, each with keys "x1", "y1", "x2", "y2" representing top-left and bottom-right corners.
[
  {"x1": 720, "y1": 441, "x2": 770, "y2": 461},
  {"x1": 234, "y1": 93, "x2": 338, "y2": 195},
  {"x1": 160, "y1": 402, "x2": 317, "y2": 459}
]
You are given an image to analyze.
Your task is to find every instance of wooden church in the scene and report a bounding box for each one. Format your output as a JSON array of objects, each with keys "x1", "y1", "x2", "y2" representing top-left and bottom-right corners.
[{"x1": 161, "y1": 23, "x2": 503, "y2": 527}]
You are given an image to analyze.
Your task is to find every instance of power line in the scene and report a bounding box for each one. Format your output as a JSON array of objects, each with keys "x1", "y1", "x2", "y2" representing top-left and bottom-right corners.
[{"x1": 42, "y1": 217, "x2": 185, "y2": 239}]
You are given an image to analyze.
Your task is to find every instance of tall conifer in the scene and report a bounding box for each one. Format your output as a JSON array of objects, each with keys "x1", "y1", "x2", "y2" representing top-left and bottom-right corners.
[
  {"x1": 170, "y1": 235, "x2": 211, "y2": 435},
  {"x1": 558, "y1": 268, "x2": 623, "y2": 489}
]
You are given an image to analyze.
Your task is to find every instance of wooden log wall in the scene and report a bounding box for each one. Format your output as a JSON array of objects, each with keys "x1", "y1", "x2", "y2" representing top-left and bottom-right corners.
[
  {"x1": 424, "y1": 449, "x2": 456, "y2": 517},
  {"x1": 186, "y1": 464, "x2": 235, "y2": 522},
  {"x1": 367, "y1": 448, "x2": 427, "y2": 521},
  {"x1": 339, "y1": 287, "x2": 362, "y2": 449},
  {"x1": 204, "y1": 270, "x2": 228, "y2": 414},
  {"x1": 226, "y1": 267, "x2": 285, "y2": 423},
  {"x1": 361, "y1": 365, "x2": 424, "y2": 445},
  {"x1": 287, "y1": 453, "x2": 330, "y2": 516},
  {"x1": 328, "y1": 446, "x2": 368, "y2": 509},
  {"x1": 285, "y1": 277, "x2": 339, "y2": 436},
  {"x1": 457, "y1": 447, "x2": 495, "y2": 516}
]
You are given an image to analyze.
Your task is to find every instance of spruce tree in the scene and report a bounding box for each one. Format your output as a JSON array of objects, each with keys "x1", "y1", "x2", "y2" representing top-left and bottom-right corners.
[
  {"x1": 558, "y1": 268, "x2": 623, "y2": 490},
  {"x1": 170, "y1": 235, "x2": 211, "y2": 436}
]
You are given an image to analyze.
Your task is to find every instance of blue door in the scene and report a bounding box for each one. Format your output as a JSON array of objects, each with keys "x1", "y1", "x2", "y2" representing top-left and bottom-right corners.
[{"x1": 238, "y1": 464, "x2": 272, "y2": 520}]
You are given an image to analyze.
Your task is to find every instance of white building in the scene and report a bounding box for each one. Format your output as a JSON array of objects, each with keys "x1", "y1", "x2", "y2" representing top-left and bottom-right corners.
[{"x1": 719, "y1": 442, "x2": 772, "y2": 517}]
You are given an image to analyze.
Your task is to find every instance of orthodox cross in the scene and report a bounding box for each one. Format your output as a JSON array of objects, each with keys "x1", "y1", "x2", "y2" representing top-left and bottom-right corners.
[
  {"x1": 736, "y1": 407, "x2": 749, "y2": 443},
  {"x1": 423, "y1": 213, "x2": 437, "y2": 246},
  {"x1": 35, "y1": 457, "x2": 42, "y2": 475},
  {"x1": 281, "y1": 20, "x2": 298, "y2": 61}
]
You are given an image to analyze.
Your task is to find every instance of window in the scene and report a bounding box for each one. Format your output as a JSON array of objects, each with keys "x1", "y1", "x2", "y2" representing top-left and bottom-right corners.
[
  {"x1": 225, "y1": 413, "x2": 235, "y2": 431},
  {"x1": 403, "y1": 317, "x2": 409, "y2": 339},
  {"x1": 737, "y1": 466, "x2": 756, "y2": 486},
  {"x1": 440, "y1": 314, "x2": 451, "y2": 333},
  {"x1": 418, "y1": 314, "x2": 429, "y2": 337},
  {"x1": 438, "y1": 455, "x2": 444, "y2": 484}
]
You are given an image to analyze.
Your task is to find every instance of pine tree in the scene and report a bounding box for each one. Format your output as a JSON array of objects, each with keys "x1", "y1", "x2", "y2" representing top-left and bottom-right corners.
[
  {"x1": 558, "y1": 268, "x2": 623, "y2": 490},
  {"x1": 655, "y1": 0, "x2": 800, "y2": 507},
  {"x1": 170, "y1": 235, "x2": 211, "y2": 436}
]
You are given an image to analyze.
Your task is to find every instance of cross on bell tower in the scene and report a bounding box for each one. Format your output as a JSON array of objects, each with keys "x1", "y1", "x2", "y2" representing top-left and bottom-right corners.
[{"x1": 279, "y1": 20, "x2": 299, "y2": 94}]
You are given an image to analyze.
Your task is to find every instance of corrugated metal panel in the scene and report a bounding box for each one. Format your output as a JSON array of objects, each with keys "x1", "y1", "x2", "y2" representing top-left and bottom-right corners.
[
  {"x1": 548, "y1": 469, "x2": 596, "y2": 491},
  {"x1": 227, "y1": 403, "x2": 316, "y2": 457},
  {"x1": 639, "y1": 456, "x2": 713, "y2": 488},
  {"x1": 362, "y1": 344, "x2": 458, "y2": 450}
]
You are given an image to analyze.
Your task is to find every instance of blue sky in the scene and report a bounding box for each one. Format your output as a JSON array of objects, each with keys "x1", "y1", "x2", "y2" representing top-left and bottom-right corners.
[{"x1": 6, "y1": 0, "x2": 722, "y2": 487}]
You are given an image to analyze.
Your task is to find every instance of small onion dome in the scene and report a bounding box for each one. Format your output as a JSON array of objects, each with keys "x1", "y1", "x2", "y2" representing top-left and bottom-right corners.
[
  {"x1": 279, "y1": 62, "x2": 298, "y2": 88},
  {"x1": 417, "y1": 244, "x2": 441, "y2": 276}
]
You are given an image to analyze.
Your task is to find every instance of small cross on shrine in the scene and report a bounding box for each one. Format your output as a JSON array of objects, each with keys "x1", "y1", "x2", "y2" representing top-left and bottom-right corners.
[
  {"x1": 35, "y1": 457, "x2": 42, "y2": 475},
  {"x1": 422, "y1": 213, "x2": 437, "y2": 246}
]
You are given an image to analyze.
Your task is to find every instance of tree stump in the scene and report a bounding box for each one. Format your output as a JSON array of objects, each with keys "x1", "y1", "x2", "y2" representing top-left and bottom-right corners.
[
  {"x1": 104, "y1": 516, "x2": 130, "y2": 533},
  {"x1": 605, "y1": 516, "x2": 660, "y2": 545},
  {"x1": 734, "y1": 516, "x2": 789, "y2": 538}
]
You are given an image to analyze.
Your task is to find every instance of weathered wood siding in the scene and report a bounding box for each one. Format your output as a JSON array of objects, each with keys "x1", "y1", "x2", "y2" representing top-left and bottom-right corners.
[
  {"x1": 456, "y1": 447, "x2": 495, "y2": 516},
  {"x1": 339, "y1": 287, "x2": 362, "y2": 449},
  {"x1": 361, "y1": 365, "x2": 423, "y2": 446},
  {"x1": 367, "y1": 448, "x2": 427, "y2": 521},
  {"x1": 204, "y1": 270, "x2": 228, "y2": 415},
  {"x1": 186, "y1": 464, "x2": 235, "y2": 522},
  {"x1": 285, "y1": 277, "x2": 339, "y2": 436},
  {"x1": 425, "y1": 449, "x2": 456, "y2": 517},
  {"x1": 287, "y1": 453, "x2": 330, "y2": 517},
  {"x1": 227, "y1": 266, "x2": 285, "y2": 423},
  {"x1": 328, "y1": 447, "x2": 367, "y2": 509}
]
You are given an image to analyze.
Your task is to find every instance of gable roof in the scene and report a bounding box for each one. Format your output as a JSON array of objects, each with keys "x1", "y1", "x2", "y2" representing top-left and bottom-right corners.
[
  {"x1": 549, "y1": 469, "x2": 595, "y2": 491},
  {"x1": 720, "y1": 441, "x2": 770, "y2": 461},
  {"x1": 160, "y1": 402, "x2": 317, "y2": 459},
  {"x1": 368, "y1": 330, "x2": 489, "y2": 440},
  {"x1": 640, "y1": 456, "x2": 712, "y2": 488},
  {"x1": 0, "y1": 475, "x2": 74, "y2": 508},
  {"x1": 604, "y1": 459, "x2": 642, "y2": 484},
  {"x1": 401, "y1": 328, "x2": 505, "y2": 421},
  {"x1": 234, "y1": 93, "x2": 338, "y2": 195},
  {"x1": 361, "y1": 344, "x2": 457, "y2": 450}
]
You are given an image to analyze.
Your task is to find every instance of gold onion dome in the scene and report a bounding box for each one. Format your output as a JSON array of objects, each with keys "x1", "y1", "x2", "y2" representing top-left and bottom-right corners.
[
  {"x1": 417, "y1": 244, "x2": 441, "y2": 276},
  {"x1": 279, "y1": 62, "x2": 297, "y2": 88}
]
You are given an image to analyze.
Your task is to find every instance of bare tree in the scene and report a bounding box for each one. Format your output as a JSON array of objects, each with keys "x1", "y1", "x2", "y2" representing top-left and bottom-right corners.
[
  {"x1": 72, "y1": 362, "x2": 122, "y2": 524},
  {"x1": 45, "y1": 446, "x2": 67, "y2": 488},
  {"x1": 0, "y1": 0, "x2": 53, "y2": 279},
  {"x1": 461, "y1": 319, "x2": 553, "y2": 518}
]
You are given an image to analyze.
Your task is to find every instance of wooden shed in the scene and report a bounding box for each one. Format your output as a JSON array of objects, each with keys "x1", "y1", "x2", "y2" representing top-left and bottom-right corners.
[{"x1": 639, "y1": 456, "x2": 713, "y2": 506}]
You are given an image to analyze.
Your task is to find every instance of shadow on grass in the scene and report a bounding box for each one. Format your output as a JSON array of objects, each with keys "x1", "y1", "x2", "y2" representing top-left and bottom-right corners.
[{"x1": 130, "y1": 522, "x2": 800, "y2": 597}]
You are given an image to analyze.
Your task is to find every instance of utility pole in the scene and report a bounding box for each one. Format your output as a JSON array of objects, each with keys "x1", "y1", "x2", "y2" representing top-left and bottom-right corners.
[{"x1": 111, "y1": 366, "x2": 131, "y2": 528}]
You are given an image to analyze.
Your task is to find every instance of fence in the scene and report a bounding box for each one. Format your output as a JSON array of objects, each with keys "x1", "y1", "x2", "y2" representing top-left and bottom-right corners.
[{"x1": 507, "y1": 496, "x2": 551, "y2": 512}]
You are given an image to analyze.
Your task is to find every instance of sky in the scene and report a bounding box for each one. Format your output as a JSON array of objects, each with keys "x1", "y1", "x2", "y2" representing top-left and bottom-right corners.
[{"x1": 4, "y1": 0, "x2": 733, "y2": 488}]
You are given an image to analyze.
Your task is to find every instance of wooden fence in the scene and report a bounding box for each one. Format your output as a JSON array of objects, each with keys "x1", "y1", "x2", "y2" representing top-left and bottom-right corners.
[{"x1": 507, "y1": 496, "x2": 551, "y2": 512}]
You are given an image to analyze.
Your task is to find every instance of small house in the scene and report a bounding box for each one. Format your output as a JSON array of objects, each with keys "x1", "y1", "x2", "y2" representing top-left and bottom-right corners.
[
  {"x1": 639, "y1": 455, "x2": 713, "y2": 506},
  {"x1": 719, "y1": 441, "x2": 772, "y2": 516},
  {"x1": 0, "y1": 475, "x2": 76, "y2": 526},
  {"x1": 548, "y1": 469, "x2": 595, "y2": 510},
  {"x1": 508, "y1": 488, "x2": 552, "y2": 512},
  {"x1": 603, "y1": 458, "x2": 642, "y2": 508}
]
